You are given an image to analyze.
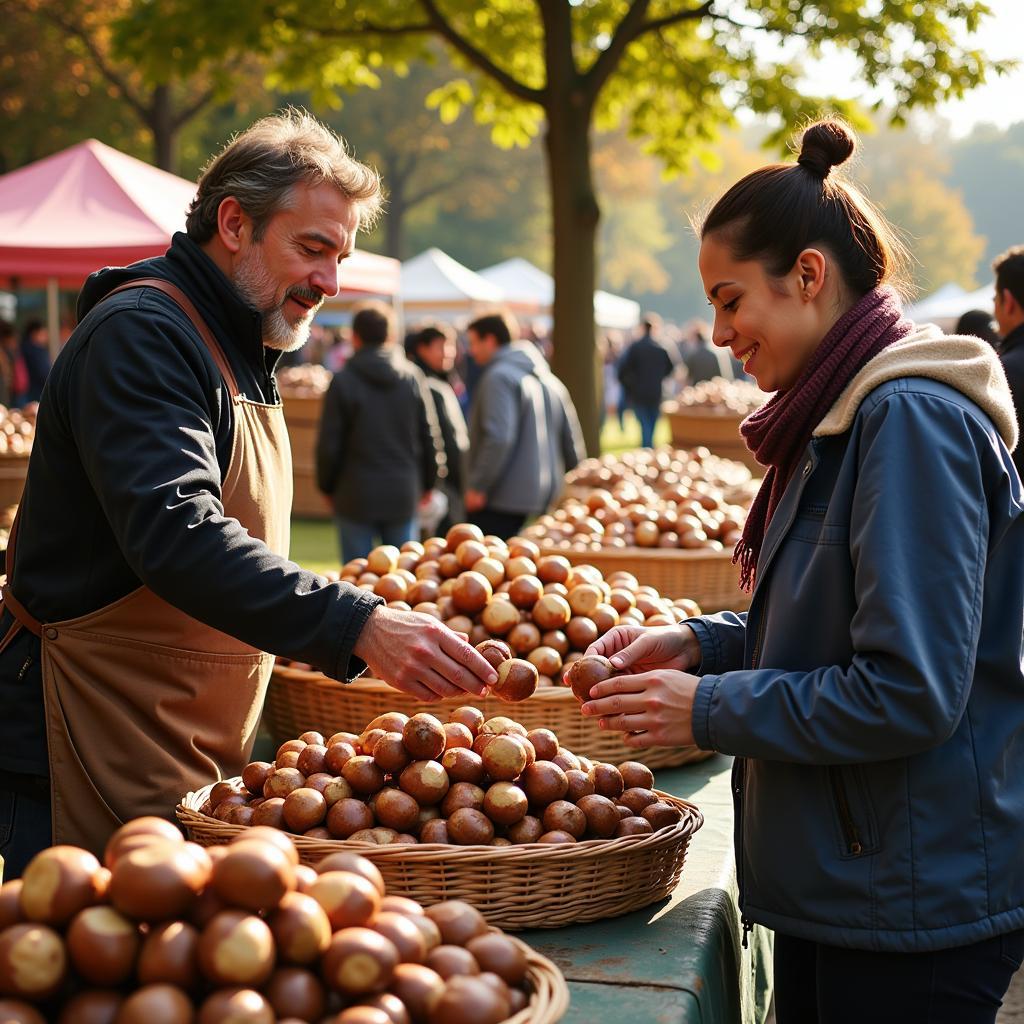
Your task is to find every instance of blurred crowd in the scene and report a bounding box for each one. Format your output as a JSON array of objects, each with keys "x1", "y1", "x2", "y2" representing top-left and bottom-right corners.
[{"x1": 0, "y1": 319, "x2": 52, "y2": 409}]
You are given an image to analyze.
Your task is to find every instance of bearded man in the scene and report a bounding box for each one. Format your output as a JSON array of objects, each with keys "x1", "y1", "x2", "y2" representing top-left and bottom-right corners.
[{"x1": 0, "y1": 111, "x2": 496, "y2": 875}]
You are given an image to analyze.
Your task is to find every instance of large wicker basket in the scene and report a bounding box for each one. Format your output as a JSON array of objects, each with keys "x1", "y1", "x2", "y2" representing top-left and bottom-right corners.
[
  {"x1": 178, "y1": 780, "x2": 702, "y2": 929},
  {"x1": 283, "y1": 391, "x2": 329, "y2": 519},
  {"x1": 0, "y1": 455, "x2": 29, "y2": 508},
  {"x1": 664, "y1": 407, "x2": 760, "y2": 472},
  {"x1": 538, "y1": 544, "x2": 749, "y2": 612},
  {"x1": 265, "y1": 663, "x2": 714, "y2": 771}
]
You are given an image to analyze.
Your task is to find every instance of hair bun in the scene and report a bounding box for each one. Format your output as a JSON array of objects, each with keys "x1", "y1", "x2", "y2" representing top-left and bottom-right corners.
[{"x1": 797, "y1": 119, "x2": 856, "y2": 179}]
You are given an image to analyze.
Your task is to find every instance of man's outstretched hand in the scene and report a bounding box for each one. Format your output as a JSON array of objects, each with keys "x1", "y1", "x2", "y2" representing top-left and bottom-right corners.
[{"x1": 353, "y1": 605, "x2": 498, "y2": 702}]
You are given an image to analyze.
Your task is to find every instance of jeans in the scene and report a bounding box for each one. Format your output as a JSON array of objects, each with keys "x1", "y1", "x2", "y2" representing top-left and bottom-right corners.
[
  {"x1": 774, "y1": 929, "x2": 1024, "y2": 1024},
  {"x1": 468, "y1": 508, "x2": 527, "y2": 542},
  {"x1": 0, "y1": 771, "x2": 52, "y2": 879},
  {"x1": 633, "y1": 403, "x2": 660, "y2": 448},
  {"x1": 336, "y1": 516, "x2": 418, "y2": 563}
]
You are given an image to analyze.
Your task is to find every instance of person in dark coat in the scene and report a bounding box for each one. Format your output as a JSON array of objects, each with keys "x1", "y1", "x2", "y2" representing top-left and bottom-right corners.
[
  {"x1": 994, "y1": 246, "x2": 1024, "y2": 480},
  {"x1": 316, "y1": 302, "x2": 442, "y2": 560},
  {"x1": 412, "y1": 324, "x2": 469, "y2": 532},
  {"x1": 955, "y1": 308, "x2": 999, "y2": 348},
  {"x1": 19, "y1": 320, "x2": 50, "y2": 405},
  {"x1": 682, "y1": 322, "x2": 729, "y2": 384},
  {"x1": 617, "y1": 313, "x2": 678, "y2": 447}
]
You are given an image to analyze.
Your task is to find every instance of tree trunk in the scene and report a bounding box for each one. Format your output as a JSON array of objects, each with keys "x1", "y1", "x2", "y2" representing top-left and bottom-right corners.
[
  {"x1": 149, "y1": 84, "x2": 178, "y2": 171},
  {"x1": 545, "y1": 106, "x2": 602, "y2": 456},
  {"x1": 383, "y1": 157, "x2": 407, "y2": 260}
]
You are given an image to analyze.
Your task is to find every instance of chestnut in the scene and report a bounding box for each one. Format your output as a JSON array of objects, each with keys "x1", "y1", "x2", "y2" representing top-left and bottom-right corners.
[
  {"x1": 480, "y1": 735, "x2": 528, "y2": 781},
  {"x1": 478, "y1": 716, "x2": 527, "y2": 738},
  {"x1": 537, "y1": 830, "x2": 577, "y2": 844},
  {"x1": 591, "y1": 763, "x2": 625, "y2": 799},
  {"x1": 370, "y1": 911, "x2": 428, "y2": 964},
  {"x1": 619, "y1": 787, "x2": 659, "y2": 815},
  {"x1": 439, "y1": 748, "x2": 485, "y2": 786},
  {"x1": 264, "y1": 766, "x2": 306, "y2": 800},
  {"x1": 342, "y1": 756, "x2": 387, "y2": 795},
  {"x1": 283, "y1": 788, "x2": 328, "y2": 832},
  {"x1": 136, "y1": 920, "x2": 200, "y2": 988},
  {"x1": 390, "y1": 962, "x2": 446, "y2": 1020},
  {"x1": 483, "y1": 783, "x2": 528, "y2": 826},
  {"x1": 527, "y1": 645, "x2": 563, "y2": 678},
  {"x1": 336, "y1": 1008, "x2": 393, "y2": 1024},
  {"x1": 0, "y1": 924, "x2": 66, "y2": 1000},
  {"x1": 403, "y1": 714, "x2": 447, "y2": 761},
  {"x1": 525, "y1": 728, "x2": 559, "y2": 762},
  {"x1": 358, "y1": 728, "x2": 388, "y2": 756},
  {"x1": 505, "y1": 622, "x2": 541, "y2": 656},
  {"x1": 643, "y1": 801, "x2": 683, "y2": 830},
  {"x1": 324, "y1": 741, "x2": 358, "y2": 774},
  {"x1": 242, "y1": 761, "x2": 274, "y2": 795},
  {"x1": 474, "y1": 639, "x2": 512, "y2": 670},
  {"x1": 266, "y1": 891, "x2": 331, "y2": 966},
  {"x1": 265, "y1": 966, "x2": 327, "y2": 1022},
  {"x1": 197, "y1": 910, "x2": 275, "y2": 986},
  {"x1": 296, "y1": 744, "x2": 328, "y2": 777},
  {"x1": 441, "y1": 782, "x2": 485, "y2": 817},
  {"x1": 480, "y1": 600, "x2": 520, "y2": 636},
  {"x1": 565, "y1": 616, "x2": 599, "y2": 650},
  {"x1": 616, "y1": 816, "x2": 655, "y2": 837},
  {"x1": 367, "y1": 545, "x2": 400, "y2": 576},
  {"x1": 424, "y1": 901, "x2": 488, "y2": 947},
  {"x1": 321, "y1": 927, "x2": 399, "y2": 996},
  {"x1": 446, "y1": 523, "x2": 484, "y2": 549},
  {"x1": 374, "y1": 789, "x2": 421, "y2": 833},
  {"x1": 327, "y1": 798, "x2": 375, "y2": 839},
  {"x1": 518, "y1": 761, "x2": 568, "y2": 806},
  {"x1": 425, "y1": 945, "x2": 479, "y2": 980},
  {"x1": 66, "y1": 905, "x2": 139, "y2": 986},
  {"x1": 565, "y1": 654, "x2": 614, "y2": 702},
  {"x1": 442, "y1": 722, "x2": 474, "y2": 751},
  {"x1": 551, "y1": 749, "x2": 582, "y2": 774},
  {"x1": 531, "y1": 593, "x2": 571, "y2": 631},
  {"x1": 542, "y1": 800, "x2": 587, "y2": 839},
  {"x1": 56, "y1": 991, "x2": 122, "y2": 1024},
  {"x1": 114, "y1": 984, "x2": 193, "y2": 1024},
  {"x1": 323, "y1": 776, "x2": 356, "y2": 806},
  {"x1": 564, "y1": 768, "x2": 596, "y2": 803},
  {"x1": 0, "y1": 882, "x2": 24, "y2": 930},
  {"x1": 619, "y1": 761, "x2": 656, "y2": 790},
  {"x1": 212, "y1": 839, "x2": 296, "y2": 912},
  {"x1": 450, "y1": 571, "x2": 492, "y2": 615},
  {"x1": 251, "y1": 798, "x2": 287, "y2": 830},
  {"x1": 19, "y1": 846, "x2": 104, "y2": 926},
  {"x1": 506, "y1": 815, "x2": 544, "y2": 844},
  {"x1": 309, "y1": 871, "x2": 381, "y2": 930},
  {"x1": 197, "y1": 988, "x2": 274, "y2": 1024},
  {"x1": 109, "y1": 841, "x2": 211, "y2": 922},
  {"x1": 540, "y1": 629, "x2": 570, "y2": 657},
  {"x1": 447, "y1": 707, "x2": 484, "y2": 735},
  {"x1": 447, "y1": 808, "x2": 495, "y2": 846},
  {"x1": 399, "y1": 761, "x2": 450, "y2": 806},
  {"x1": 576, "y1": 794, "x2": 620, "y2": 838},
  {"x1": 360, "y1": 992, "x2": 413, "y2": 1024},
  {"x1": 466, "y1": 933, "x2": 528, "y2": 986},
  {"x1": 419, "y1": 820, "x2": 450, "y2": 844},
  {"x1": 429, "y1": 974, "x2": 509, "y2": 1024},
  {"x1": 491, "y1": 658, "x2": 539, "y2": 704}
]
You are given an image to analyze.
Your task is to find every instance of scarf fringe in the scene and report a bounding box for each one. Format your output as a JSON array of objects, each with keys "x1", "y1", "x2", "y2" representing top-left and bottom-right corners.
[{"x1": 733, "y1": 538, "x2": 756, "y2": 593}]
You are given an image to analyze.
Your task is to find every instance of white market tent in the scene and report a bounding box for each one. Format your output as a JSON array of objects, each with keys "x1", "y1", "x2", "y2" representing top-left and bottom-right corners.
[
  {"x1": 399, "y1": 247, "x2": 504, "y2": 318},
  {"x1": 906, "y1": 281, "x2": 995, "y2": 324},
  {"x1": 478, "y1": 256, "x2": 641, "y2": 330}
]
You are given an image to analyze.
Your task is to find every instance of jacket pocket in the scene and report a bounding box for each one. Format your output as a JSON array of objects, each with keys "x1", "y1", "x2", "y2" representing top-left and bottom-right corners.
[{"x1": 828, "y1": 765, "x2": 880, "y2": 859}]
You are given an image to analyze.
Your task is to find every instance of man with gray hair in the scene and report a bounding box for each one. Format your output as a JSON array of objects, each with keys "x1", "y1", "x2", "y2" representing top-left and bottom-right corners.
[{"x1": 0, "y1": 110, "x2": 497, "y2": 875}]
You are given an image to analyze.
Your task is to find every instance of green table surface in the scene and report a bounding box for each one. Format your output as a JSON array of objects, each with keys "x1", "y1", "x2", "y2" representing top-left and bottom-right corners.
[{"x1": 515, "y1": 754, "x2": 773, "y2": 1024}]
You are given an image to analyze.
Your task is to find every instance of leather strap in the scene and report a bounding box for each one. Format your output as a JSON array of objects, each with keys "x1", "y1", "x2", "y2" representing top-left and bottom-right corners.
[{"x1": 0, "y1": 277, "x2": 239, "y2": 649}]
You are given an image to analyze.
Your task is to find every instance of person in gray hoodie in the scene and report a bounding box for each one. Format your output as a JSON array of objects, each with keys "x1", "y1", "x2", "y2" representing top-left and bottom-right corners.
[
  {"x1": 316, "y1": 302, "x2": 442, "y2": 560},
  {"x1": 464, "y1": 312, "x2": 585, "y2": 538}
]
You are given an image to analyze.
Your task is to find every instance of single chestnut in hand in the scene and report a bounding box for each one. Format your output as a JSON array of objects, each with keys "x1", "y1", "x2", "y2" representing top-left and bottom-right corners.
[
  {"x1": 490, "y1": 658, "x2": 538, "y2": 703},
  {"x1": 565, "y1": 654, "x2": 614, "y2": 703}
]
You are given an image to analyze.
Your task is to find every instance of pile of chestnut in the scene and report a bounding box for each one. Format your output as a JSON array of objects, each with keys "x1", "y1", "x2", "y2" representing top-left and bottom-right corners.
[
  {"x1": 205, "y1": 706, "x2": 684, "y2": 847},
  {"x1": 521, "y1": 447, "x2": 756, "y2": 554},
  {"x1": 0, "y1": 821, "x2": 544, "y2": 1023},
  {"x1": 0, "y1": 404, "x2": 35, "y2": 457},
  {"x1": 277, "y1": 365, "x2": 333, "y2": 398},
  {"x1": 662, "y1": 376, "x2": 767, "y2": 416},
  {"x1": 280, "y1": 523, "x2": 698, "y2": 689}
]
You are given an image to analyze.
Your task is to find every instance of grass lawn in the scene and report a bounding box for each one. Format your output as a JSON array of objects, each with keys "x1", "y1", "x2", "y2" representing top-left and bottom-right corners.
[{"x1": 289, "y1": 410, "x2": 671, "y2": 572}]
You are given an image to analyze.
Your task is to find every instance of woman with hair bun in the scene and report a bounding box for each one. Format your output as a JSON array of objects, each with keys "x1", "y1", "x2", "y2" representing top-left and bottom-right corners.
[{"x1": 583, "y1": 119, "x2": 1024, "y2": 1021}]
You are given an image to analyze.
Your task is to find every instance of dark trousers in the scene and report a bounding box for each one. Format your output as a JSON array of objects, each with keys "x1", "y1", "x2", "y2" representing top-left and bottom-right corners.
[
  {"x1": 0, "y1": 771, "x2": 52, "y2": 879},
  {"x1": 633, "y1": 403, "x2": 660, "y2": 448},
  {"x1": 774, "y1": 930, "x2": 1024, "y2": 1024},
  {"x1": 468, "y1": 508, "x2": 527, "y2": 542}
]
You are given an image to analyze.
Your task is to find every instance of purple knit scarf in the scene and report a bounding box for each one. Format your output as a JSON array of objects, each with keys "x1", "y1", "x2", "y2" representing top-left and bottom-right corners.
[{"x1": 734, "y1": 287, "x2": 913, "y2": 590}]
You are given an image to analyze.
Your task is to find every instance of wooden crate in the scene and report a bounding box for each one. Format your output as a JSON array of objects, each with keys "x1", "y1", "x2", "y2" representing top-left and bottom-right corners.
[
  {"x1": 283, "y1": 392, "x2": 329, "y2": 519},
  {"x1": 0, "y1": 456, "x2": 29, "y2": 508},
  {"x1": 664, "y1": 408, "x2": 761, "y2": 472}
]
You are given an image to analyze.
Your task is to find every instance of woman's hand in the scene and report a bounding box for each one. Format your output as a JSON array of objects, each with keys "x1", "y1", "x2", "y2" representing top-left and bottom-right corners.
[
  {"x1": 586, "y1": 623, "x2": 701, "y2": 674},
  {"x1": 581, "y1": 670, "x2": 701, "y2": 748}
]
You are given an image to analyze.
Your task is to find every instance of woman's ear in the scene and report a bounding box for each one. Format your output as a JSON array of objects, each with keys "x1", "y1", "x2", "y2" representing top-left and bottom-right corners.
[{"x1": 794, "y1": 248, "x2": 827, "y2": 301}]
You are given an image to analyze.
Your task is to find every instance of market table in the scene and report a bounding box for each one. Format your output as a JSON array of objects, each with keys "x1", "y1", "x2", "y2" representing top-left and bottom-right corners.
[{"x1": 515, "y1": 753, "x2": 773, "y2": 1024}]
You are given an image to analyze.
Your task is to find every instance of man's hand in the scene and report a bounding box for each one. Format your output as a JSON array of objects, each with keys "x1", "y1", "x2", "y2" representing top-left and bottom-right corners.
[
  {"x1": 586, "y1": 623, "x2": 701, "y2": 673},
  {"x1": 580, "y1": 670, "x2": 700, "y2": 748},
  {"x1": 464, "y1": 489, "x2": 487, "y2": 513},
  {"x1": 353, "y1": 605, "x2": 498, "y2": 702}
]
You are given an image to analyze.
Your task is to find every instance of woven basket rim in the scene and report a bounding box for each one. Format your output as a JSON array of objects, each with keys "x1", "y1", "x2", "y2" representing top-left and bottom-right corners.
[
  {"x1": 662, "y1": 405, "x2": 751, "y2": 420},
  {"x1": 178, "y1": 779, "x2": 703, "y2": 862},
  {"x1": 537, "y1": 544, "x2": 732, "y2": 564},
  {"x1": 509, "y1": 936, "x2": 571, "y2": 1024}
]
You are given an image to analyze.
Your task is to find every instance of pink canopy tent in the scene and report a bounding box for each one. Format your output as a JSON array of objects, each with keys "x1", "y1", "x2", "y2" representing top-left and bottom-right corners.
[{"x1": 0, "y1": 138, "x2": 400, "y2": 349}]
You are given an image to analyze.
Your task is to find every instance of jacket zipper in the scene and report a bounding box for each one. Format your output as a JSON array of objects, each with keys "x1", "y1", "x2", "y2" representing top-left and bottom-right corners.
[
  {"x1": 17, "y1": 654, "x2": 32, "y2": 682},
  {"x1": 828, "y1": 766, "x2": 864, "y2": 856}
]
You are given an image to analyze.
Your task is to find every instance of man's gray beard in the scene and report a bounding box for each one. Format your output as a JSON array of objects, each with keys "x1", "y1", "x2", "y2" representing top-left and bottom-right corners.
[{"x1": 233, "y1": 246, "x2": 314, "y2": 353}]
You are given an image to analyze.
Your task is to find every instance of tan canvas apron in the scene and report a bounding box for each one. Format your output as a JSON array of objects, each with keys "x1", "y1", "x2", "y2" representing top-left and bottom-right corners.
[{"x1": 0, "y1": 278, "x2": 292, "y2": 856}]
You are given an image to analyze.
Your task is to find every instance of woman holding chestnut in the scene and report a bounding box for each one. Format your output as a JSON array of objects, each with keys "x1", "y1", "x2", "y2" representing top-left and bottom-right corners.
[{"x1": 583, "y1": 119, "x2": 1024, "y2": 1022}]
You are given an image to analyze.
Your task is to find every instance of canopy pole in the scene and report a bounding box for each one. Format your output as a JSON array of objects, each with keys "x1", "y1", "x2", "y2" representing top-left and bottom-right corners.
[{"x1": 46, "y1": 278, "x2": 60, "y2": 360}]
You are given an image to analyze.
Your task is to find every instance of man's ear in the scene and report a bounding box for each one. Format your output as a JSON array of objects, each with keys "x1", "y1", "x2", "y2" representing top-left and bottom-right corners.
[
  {"x1": 793, "y1": 248, "x2": 828, "y2": 302},
  {"x1": 1005, "y1": 288, "x2": 1024, "y2": 319},
  {"x1": 216, "y1": 197, "x2": 249, "y2": 255}
]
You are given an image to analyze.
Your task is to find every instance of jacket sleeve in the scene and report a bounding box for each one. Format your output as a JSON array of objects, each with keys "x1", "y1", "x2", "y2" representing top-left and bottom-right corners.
[
  {"x1": 315, "y1": 374, "x2": 347, "y2": 497},
  {"x1": 686, "y1": 610, "x2": 748, "y2": 675},
  {"x1": 556, "y1": 382, "x2": 586, "y2": 471},
  {"x1": 67, "y1": 309, "x2": 382, "y2": 682},
  {"x1": 691, "y1": 391, "x2": 995, "y2": 763},
  {"x1": 415, "y1": 371, "x2": 441, "y2": 493},
  {"x1": 467, "y1": 371, "x2": 518, "y2": 495}
]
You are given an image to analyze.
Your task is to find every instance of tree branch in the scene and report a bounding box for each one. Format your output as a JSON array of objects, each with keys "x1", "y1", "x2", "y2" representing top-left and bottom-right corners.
[
  {"x1": 172, "y1": 84, "x2": 216, "y2": 128},
  {"x1": 286, "y1": 15, "x2": 433, "y2": 38},
  {"x1": 33, "y1": 3, "x2": 151, "y2": 120},
  {"x1": 404, "y1": 174, "x2": 464, "y2": 208},
  {"x1": 640, "y1": 1, "x2": 714, "y2": 36},
  {"x1": 418, "y1": 0, "x2": 545, "y2": 106}
]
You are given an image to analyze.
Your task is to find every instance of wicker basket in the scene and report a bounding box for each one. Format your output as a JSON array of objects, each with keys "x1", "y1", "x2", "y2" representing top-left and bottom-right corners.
[
  {"x1": 283, "y1": 391, "x2": 329, "y2": 520},
  {"x1": 0, "y1": 455, "x2": 29, "y2": 508},
  {"x1": 265, "y1": 663, "x2": 714, "y2": 771},
  {"x1": 509, "y1": 938, "x2": 571, "y2": 1022},
  {"x1": 664, "y1": 407, "x2": 761, "y2": 472},
  {"x1": 178, "y1": 780, "x2": 702, "y2": 929},
  {"x1": 538, "y1": 544, "x2": 749, "y2": 613}
]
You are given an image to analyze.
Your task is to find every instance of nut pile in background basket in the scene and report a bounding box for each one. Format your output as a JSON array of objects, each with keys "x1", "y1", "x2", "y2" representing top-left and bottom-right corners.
[
  {"x1": 523, "y1": 447, "x2": 757, "y2": 553},
  {"x1": 0, "y1": 405, "x2": 36, "y2": 457},
  {"x1": 662, "y1": 377, "x2": 768, "y2": 416},
  {"x1": 302, "y1": 525, "x2": 699, "y2": 688},
  {"x1": 0, "y1": 821, "x2": 567, "y2": 1023},
  {"x1": 204, "y1": 709, "x2": 683, "y2": 847},
  {"x1": 276, "y1": 364, "x2": 333, "y2": 398}
]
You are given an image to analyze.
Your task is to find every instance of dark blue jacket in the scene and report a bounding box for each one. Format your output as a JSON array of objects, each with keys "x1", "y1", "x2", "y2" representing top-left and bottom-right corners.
[{"x1": 689, "y1": 359, "x2": 1024, "y2": 952}]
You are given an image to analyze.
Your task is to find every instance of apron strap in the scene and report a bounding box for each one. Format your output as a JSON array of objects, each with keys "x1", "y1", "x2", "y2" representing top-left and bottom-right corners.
[
  {"x1": 0, "y1": 276, "x2": 240, "y2": 650},
  {"x1": 105, "y1": 278, "x2": 241, "y2": 398}
]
